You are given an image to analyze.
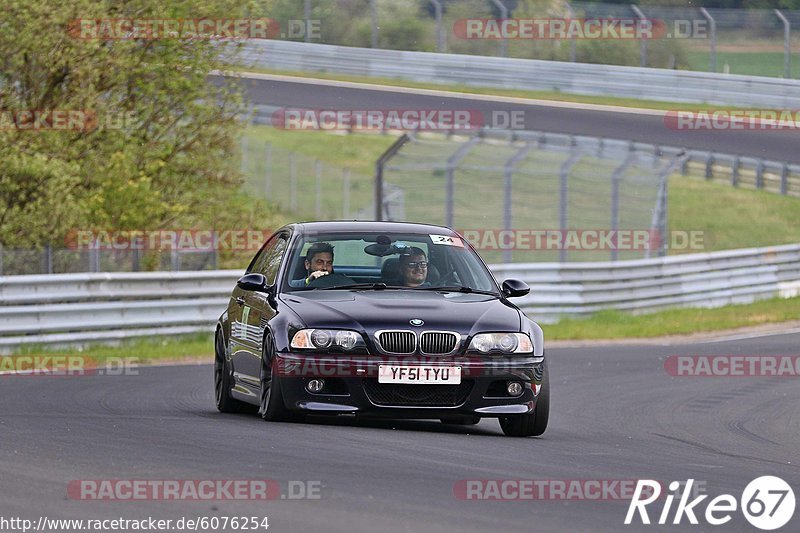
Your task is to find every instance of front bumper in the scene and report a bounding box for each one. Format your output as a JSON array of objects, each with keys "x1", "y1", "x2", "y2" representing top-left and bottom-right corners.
[{"x1": 275, "y1": 352, "x2": 546, "y2": 419}]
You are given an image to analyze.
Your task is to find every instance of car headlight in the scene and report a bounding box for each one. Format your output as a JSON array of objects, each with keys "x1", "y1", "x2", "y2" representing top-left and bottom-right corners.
[
  {"x1": 291, "y1": 329, "x2": 364, "y2": 351},
  {"x1": 468, "y1": 333, "x2": 533, "y2": 354}
]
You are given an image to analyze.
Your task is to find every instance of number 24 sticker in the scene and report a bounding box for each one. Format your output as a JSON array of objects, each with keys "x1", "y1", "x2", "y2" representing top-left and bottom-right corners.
[{"x1": 430, "y1": 234, "x2": 463, "y2": 247}]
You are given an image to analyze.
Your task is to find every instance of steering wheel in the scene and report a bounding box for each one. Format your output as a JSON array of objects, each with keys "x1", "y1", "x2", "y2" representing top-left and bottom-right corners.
[
  {"x1": 305, "y1": 272, "x2": 356, "y2": 288},
  {"x1": 435, "y1": 271, "x2": 461, "y2": 286}
]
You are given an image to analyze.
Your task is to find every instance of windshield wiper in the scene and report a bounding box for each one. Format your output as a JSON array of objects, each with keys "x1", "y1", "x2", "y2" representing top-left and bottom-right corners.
[
  {"x1": 317, "y1": 283, "x2": 402, "y2": 291},
  {"x1": 413, "y1": 285, "x2": 499, "y2": 296}
]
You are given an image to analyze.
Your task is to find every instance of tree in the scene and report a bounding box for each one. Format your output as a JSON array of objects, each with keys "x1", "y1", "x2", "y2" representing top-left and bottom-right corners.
[{"x1": 0, "y1": 0, "x2": 251, "y2": 248}]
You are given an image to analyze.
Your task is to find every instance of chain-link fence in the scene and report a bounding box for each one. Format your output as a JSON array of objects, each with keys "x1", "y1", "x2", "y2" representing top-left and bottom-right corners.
[
  {"x1": 0, "y1": 247, "x2": 220, "y2": 276},
  {"x1": 239, "y1": 136, "x2": 375, "y2": 221},
  {"x1": 254, "y1": 0, "x2": 800, "y2": 78},
  {"x1": 376, "y1": 129, "x2": 680, "y2": 263}
]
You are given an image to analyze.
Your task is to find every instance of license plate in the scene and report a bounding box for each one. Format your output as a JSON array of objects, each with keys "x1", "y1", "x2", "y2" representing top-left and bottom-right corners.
[{"x1": 378, "y1": 365, "x2": 461, "y2": 384}]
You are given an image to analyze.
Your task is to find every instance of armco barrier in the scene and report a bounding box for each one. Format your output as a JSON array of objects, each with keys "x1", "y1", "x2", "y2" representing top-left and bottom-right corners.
[
  {"x1": 237, "y1": 40, "x2": 800, "y2": 108},
  {"x1": 1, "y1": 243, "x2": 798, "y2": 349}
]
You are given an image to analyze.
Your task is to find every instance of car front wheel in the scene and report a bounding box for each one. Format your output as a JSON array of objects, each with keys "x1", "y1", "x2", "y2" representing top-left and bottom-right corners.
[{"x1": 499, "y1": 370, "x2": 549, "y2": 437}]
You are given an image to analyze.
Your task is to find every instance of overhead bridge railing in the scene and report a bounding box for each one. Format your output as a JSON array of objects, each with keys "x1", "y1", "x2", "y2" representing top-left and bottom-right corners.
[{"x1": 1, "y1": 244, "x2": 799, "y2": 349}]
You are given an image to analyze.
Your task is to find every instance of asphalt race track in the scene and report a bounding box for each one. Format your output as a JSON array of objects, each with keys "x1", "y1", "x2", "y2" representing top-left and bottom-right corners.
[
  {"x1": 2, "y1": 331, "x2": 798, "y2": 532},
  {"x1": 229, "y1": 75, "x2": 800, "y2": 164}
]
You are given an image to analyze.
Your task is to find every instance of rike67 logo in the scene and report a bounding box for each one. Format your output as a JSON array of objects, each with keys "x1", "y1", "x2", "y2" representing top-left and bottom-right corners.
[{"x1": 626, "y1": 477, "x2": 795, "y2": 530}]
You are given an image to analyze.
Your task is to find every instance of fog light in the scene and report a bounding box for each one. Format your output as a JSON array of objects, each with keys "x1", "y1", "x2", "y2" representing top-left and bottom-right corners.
[
  {"x1": 507, "y1": 381, "x2": 523, "y2": 396},
  {"x1": 307, "y1": 379, "x2": 325, "y2": 393}
]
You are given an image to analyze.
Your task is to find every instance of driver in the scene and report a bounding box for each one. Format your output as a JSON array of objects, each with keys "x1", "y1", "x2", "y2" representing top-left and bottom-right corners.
[
  {"x1": 399, "y1": 247, "x2": 430, "y2": 288},
  {"x1": 289, "y1": 242, "x2": 335, "y2": 288}
]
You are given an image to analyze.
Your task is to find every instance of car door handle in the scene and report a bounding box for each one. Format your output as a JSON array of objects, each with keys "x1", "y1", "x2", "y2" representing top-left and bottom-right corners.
[{"x1": 235, "y1": 297, "x2": 245, "y2": 306}]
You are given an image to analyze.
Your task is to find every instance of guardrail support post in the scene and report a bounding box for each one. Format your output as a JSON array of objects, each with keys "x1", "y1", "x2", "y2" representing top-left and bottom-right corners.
[
  {"x1": 631, "y1": 5, "x2": 648, "y2": 67},
  {"x1": 370, "y1": 0, "x2": 378, "y2": 48},
  {"x1": 265, "y1": 142, "x2": 272, "y2": 199},
  {"x1": 503, "y1": 143, "x2": 534, "y2": 263},
  {"x1": 375, "y1": 134, "x2": 410, "y2": 221},
  {"x1": 559, "y1": 151, "x2": 583, "y2": 262},
  {"x1": 430, "y1": 0, "x2": 444, "y2": 52},
  {"x1": 343, "y1": 168, "x2": 351, "y2": 219},
  {"x1": 610, "y1": 153, "x2": 636, "y2": 261},
  {"x1": 304, "y1": 0, "x2": 312, "y2": 43},
  {"x1": 781, "y1": 163, "x2": 789, "y2": 195},
  {"x1": 289, "y1": 152, "x2": 297, "y2": 213},
  {"x1": 42, "y1": 244, "x2": 53, "y2": 274},
  {"x1": 445, "y1": 137, "x2": 481, "y2": 227},
  {"x1": 489, "y1": 0, "x2": 509, "y2": 57},
  {"x1": 705, "y1": 154, "x2": 715, "y2": 180},
  {"x1": 775, "y1": 10, "x2": 791, "y2": 78},
  {"x1": 756, "y1": 160, "x2": 765, "y2": 189},
  {"x1": 732, "y1": 156, "x2": 740, "y2": 187},
  {"x1": 700, "y1": 8, "x2": 717, "y2": 72},
  {"x1": 240, "y1": 135, "x2": 248, "y2": 174},
  {"x1": 565, "y1": 2, "x2": 577, "y2": 62},
  {"x1": 315, "y1": 160, "x2": 322, "y2": 218}
]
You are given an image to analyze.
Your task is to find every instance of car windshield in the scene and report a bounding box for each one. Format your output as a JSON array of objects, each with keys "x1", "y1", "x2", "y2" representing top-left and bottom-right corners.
[{"x1": 283, "y1": 231, "x2": 499, "y2": 293}]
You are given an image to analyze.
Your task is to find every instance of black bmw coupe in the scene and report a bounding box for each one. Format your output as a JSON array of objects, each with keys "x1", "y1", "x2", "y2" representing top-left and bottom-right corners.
[{"x1": 214, "y1": 221, "x2": 548, "y2": 437}]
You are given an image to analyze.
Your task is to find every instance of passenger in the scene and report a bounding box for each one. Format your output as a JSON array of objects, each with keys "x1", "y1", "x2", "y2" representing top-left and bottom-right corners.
[{"x1": 399, "y1": 247, "x2": 430, "y2": 288}]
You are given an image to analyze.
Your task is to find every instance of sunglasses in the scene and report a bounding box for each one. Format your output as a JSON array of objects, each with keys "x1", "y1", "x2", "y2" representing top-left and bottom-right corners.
[{"x1": 404, "y1": 261, "x2": 428, "y2": 269}]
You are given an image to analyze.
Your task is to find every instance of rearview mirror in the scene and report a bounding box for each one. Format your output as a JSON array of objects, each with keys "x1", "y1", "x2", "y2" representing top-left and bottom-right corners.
[
  {"x1": 501, "y1": 279, "x2": 530, "y2": 298},
  {"x1": 237, "y1": 273, "x2": 269, "y2": 292}
]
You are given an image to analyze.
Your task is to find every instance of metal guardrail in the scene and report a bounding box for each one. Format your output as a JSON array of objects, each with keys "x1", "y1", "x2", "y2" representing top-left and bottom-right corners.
[
  {"x1": 494, "y1": 243, "x2": 800, "y2": 321},
  {"x1": 238, "y1": 40, "x2": 800, "y2": 108},
  {"x1": 0, "y1": 271, "x2": 240, "y2": 349},
  {"x1": 1, "y1": 243, "x2": 798, "y2": 349}
]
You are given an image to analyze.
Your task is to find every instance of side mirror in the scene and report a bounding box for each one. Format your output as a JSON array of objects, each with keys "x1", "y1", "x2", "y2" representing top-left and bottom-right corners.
[
  {"x1": 237, "y1": 273, "x2": 269, "y2": 292},
  {"x1": 501, "y1": 279, "x2": 530, "y2": 298}
]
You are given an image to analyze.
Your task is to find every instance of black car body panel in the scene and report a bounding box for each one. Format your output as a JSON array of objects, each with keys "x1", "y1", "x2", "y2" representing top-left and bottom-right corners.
[{"x1": 215, "y1": 221, "x2": 548, "y2": 435}]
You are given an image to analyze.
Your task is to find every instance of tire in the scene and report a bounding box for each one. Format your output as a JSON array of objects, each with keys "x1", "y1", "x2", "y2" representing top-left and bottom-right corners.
[
  {"x1": 259, "y1": 334, "x2": 294, "y2": 422},
  {"x1": 440, "y1": 416, "x2": 481, "y2": 425},
  {"x1": 214, "y1": 330, "x2": 250, "y2": 413},
  {"x1": 499, "y1": 366, "x2": 550, "y2": 437}
]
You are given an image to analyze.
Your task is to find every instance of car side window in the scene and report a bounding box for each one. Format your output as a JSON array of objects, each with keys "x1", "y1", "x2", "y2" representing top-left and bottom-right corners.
[
  {"x1": 257, "y1": 236, "x2": 288, "y2": 286},
  {"x1": 246, "y1": 235, "x2": 276, "y2": 275}
]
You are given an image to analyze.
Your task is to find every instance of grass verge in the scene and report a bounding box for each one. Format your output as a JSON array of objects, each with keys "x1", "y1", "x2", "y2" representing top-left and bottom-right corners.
[
  {"x1": 546, "y1": 296, "x2": 800, "y2": 340},
  {"x1": 10, "y1": 333, "x2": 213, "y2": 364}
]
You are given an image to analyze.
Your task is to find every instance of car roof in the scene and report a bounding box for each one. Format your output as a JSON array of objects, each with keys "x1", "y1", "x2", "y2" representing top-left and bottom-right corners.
[{"x1": 286, "y1": 220, "x2": 461, "y2": 236}]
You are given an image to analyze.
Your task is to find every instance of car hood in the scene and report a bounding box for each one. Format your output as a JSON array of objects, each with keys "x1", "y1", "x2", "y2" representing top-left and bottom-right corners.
[{"x1": 280, "y1": 290, "x2": 521, "y2": 336}]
